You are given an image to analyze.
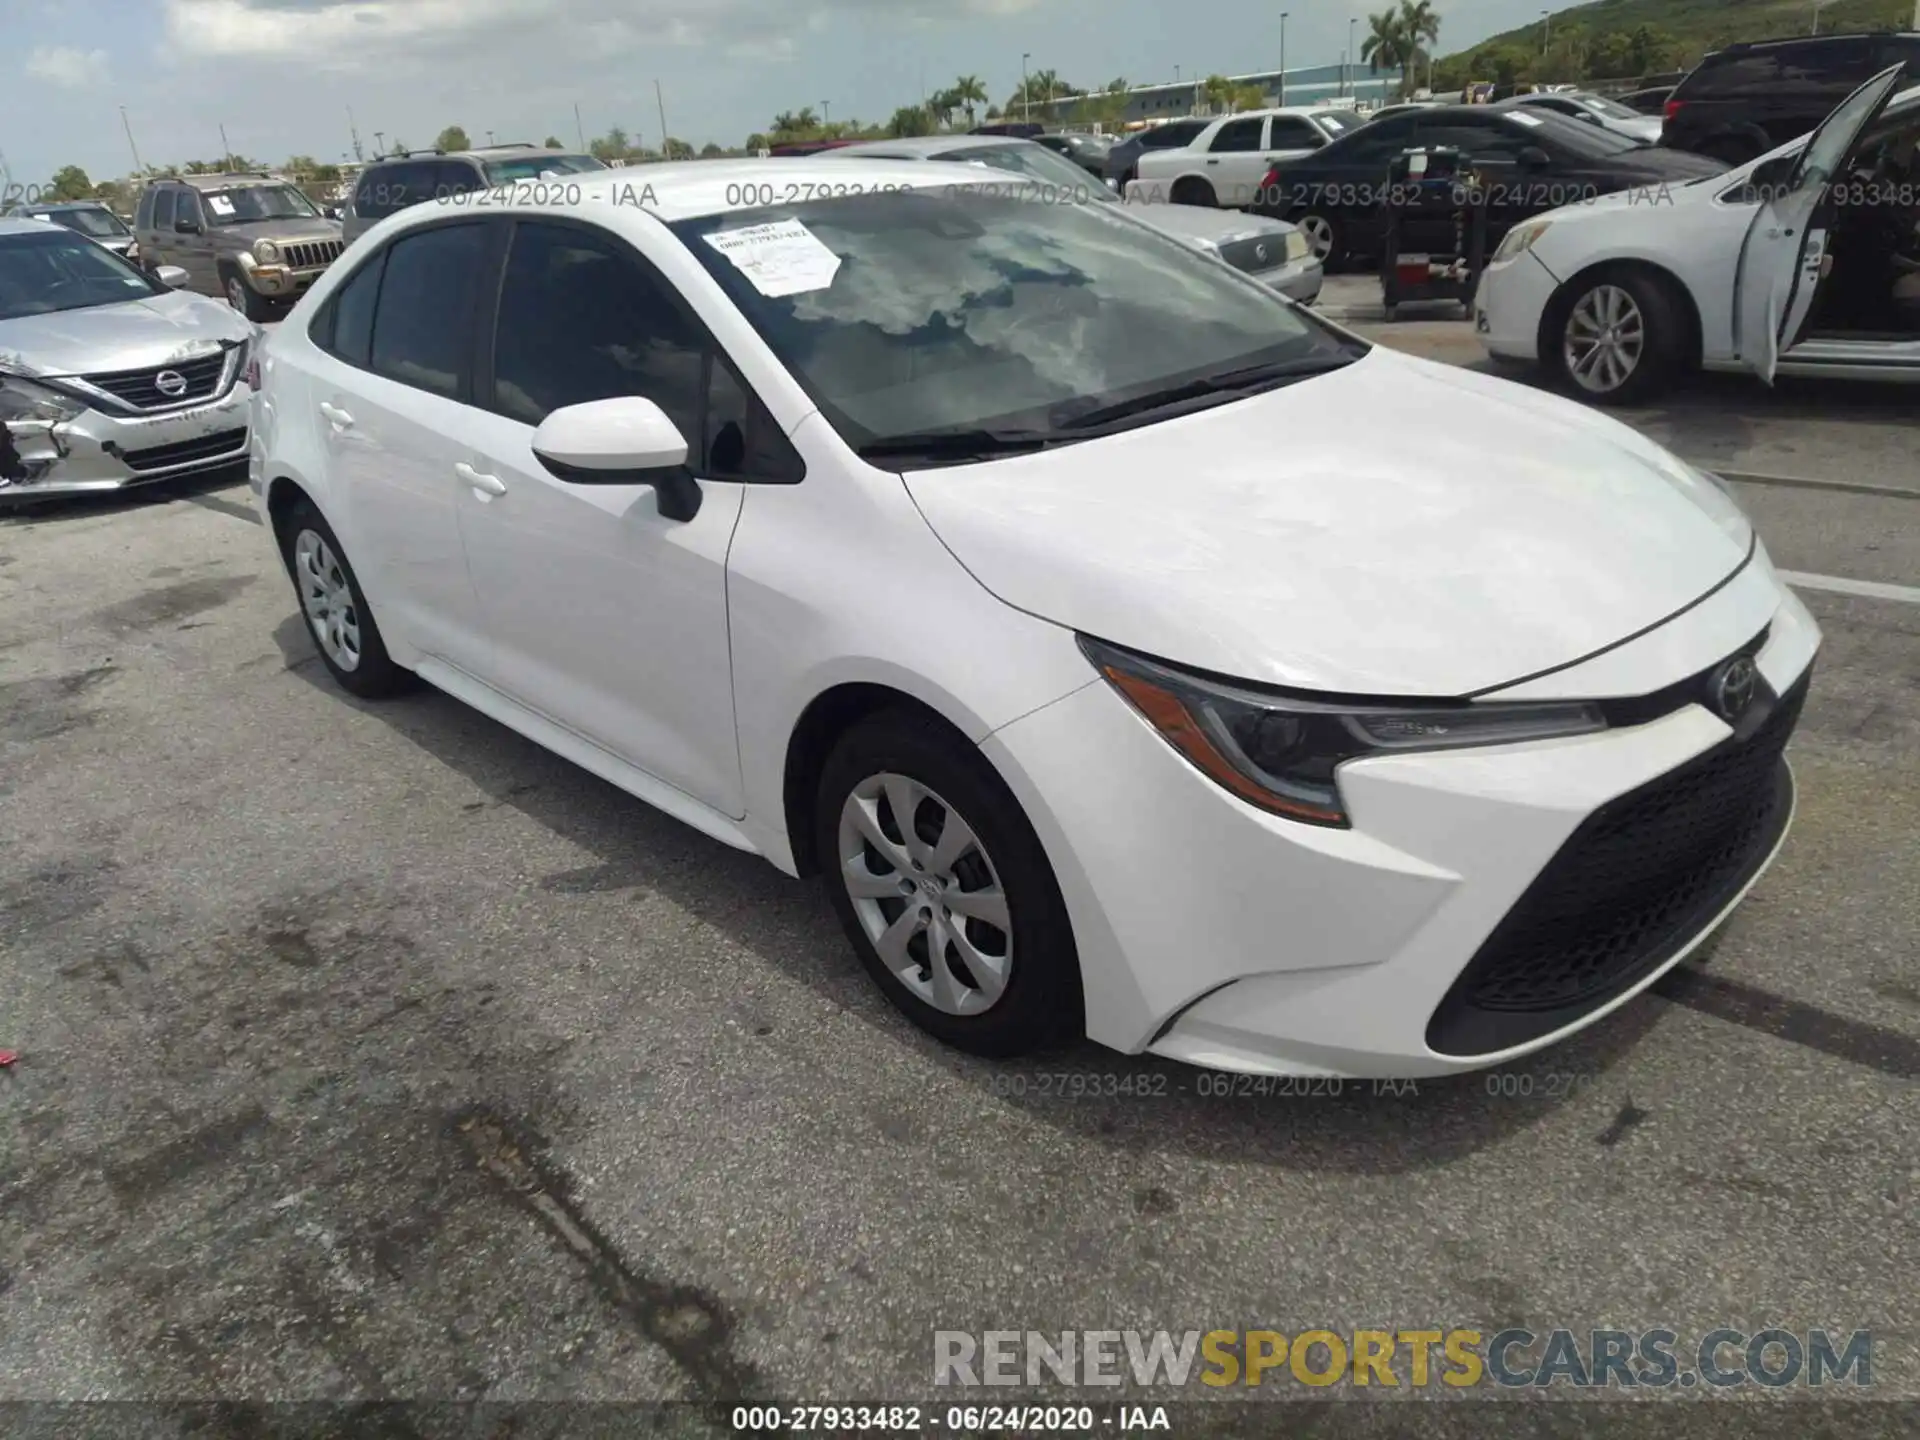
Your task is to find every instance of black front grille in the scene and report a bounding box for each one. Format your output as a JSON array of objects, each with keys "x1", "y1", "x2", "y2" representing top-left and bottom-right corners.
[
  {"x1": 1217, "y1": 235, "x2": 1289, "y2": 274},
  {"x1": 1426, "y1": 671, "x2": 1810, "y2": 1057},
  {"x1": 120, "y1": 427, "x2": 248, "y2": 473},
  {"x1": 284, "y1": 239, "x2": 343, "y2": 270},
  {"x1": 84, "y1": 348, "x2": 231, "y2": 411}
]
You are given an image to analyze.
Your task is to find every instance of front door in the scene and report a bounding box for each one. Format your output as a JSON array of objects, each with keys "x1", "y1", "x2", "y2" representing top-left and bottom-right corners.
[
  {"x1": 452, "y1": 217, "x2": 750, "y2": 816},
  {"x1": 1202, "y1": 117, "x2": 1272, "y2": 205},
  {"x1": 172, "y1": 192, "x2": 219, "y2": 293},
  {"x1": 1735, "y1": 64, "x2": 1905, "y2": 383}
]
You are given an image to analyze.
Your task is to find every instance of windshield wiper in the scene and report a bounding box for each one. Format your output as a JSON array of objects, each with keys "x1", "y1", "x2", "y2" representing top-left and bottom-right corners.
[
  {"x1": 854, "y1": 427, "x2": 1068, "y2": 463},
  {"x1": 1055, "y1": 352, "x2": 1360, "y2": 431}
]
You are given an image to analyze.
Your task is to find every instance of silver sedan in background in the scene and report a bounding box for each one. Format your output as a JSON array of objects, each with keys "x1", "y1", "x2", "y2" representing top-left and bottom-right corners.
[
  {"x1": 822, "y1": 135, "x2": 1325, "y2": 305},
  {"x1": 0, "y1": 219, "x2": 258, "y2": 504}
]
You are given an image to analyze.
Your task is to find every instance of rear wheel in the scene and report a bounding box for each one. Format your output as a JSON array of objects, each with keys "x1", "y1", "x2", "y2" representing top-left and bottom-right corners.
[
  {"x1": 1170, "y1": 176, "x2": 1217, "y2": 207},
  {"x1": 1295, "y1": 211, "x2": 1343, "y2": 267},
  {"x1": 816, "y1": 710, "x2": 1081, "y2": 1058},
  {"x1": 279, "y1": 499, "x2": 411, "y2": 698}
]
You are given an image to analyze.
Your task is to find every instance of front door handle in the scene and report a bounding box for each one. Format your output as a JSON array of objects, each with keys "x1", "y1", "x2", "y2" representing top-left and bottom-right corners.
[
  {"x1": 455, "y1": 461, "x2": 507, "y2": 496},
  {"x1": 318, "y1": 401, "x2": 353, "y2": 429}
]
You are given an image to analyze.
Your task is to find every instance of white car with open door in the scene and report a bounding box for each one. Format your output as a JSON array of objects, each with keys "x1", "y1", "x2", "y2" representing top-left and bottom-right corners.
[
  {"x1": 1130, "y1": 108, "x2": 1356, "y2": 209},
  {"x1": 1475, "y1": 66, "x2": 1920, "y2": 403}
]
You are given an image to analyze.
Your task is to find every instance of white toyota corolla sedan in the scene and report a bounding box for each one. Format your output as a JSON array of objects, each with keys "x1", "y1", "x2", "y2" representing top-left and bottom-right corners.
[{"x1": 251, "y1": 158, "x2": 1820, "y2": 1079}]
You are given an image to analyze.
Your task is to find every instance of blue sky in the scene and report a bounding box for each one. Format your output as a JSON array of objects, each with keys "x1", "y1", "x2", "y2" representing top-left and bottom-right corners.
[{"x1": 3, "y1": 0, "x2": 1565, "y2": 187}]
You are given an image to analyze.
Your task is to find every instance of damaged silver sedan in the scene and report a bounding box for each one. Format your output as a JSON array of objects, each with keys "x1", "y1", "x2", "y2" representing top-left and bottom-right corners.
[{"x1": 1, "y1": 218, "x2": 257, "y2": 505}]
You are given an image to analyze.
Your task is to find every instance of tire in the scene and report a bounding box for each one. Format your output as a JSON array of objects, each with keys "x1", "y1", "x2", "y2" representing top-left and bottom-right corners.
[
  {"x1": 1295, "y1": 211, "x2": 1343, "y2": 268},
  {"x1": 1545, "y1": 270, "x2": 1683, "y2": 406},
  {"x1": 1170, "y1": 176, "x2": 1217, "y2": 207},
  {"x1": 223, "y1": 268, "x2": 273, "y2": 322},
  {"x1": 277, "y1": 498, "x2": 412, "y2": 698},
  {"x1": 816, "y1": 709, "x2": 1082, "y2": 1058}
]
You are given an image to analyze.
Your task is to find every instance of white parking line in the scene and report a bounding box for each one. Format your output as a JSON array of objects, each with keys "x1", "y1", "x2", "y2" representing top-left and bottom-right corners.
[{"x1": 1779, "y1": 570, "x2": 1920, "y2": 605}]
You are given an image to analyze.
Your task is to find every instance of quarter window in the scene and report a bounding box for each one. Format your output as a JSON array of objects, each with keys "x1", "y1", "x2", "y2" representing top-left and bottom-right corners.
[
  {"x1": 367, "y1": 222, "x2": 487, "y2": 399},
  {"x1": 315, "y1": 252, "x2": 386, "y2": 368}
]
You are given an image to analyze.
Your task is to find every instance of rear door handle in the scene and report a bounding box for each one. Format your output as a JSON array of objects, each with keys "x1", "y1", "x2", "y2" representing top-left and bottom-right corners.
[
  {"x1": 318, "y1": 401, "x2": 353, "y2": 429},
  {"x1": 1206, "y1": 158, "x2": 1220, "y2": 166},
  {"x1": 454, "y1": 461, "x2": 507, "y2": 496}
]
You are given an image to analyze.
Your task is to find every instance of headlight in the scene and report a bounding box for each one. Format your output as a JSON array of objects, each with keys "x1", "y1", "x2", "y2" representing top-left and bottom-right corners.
[
  {"x1": 254, "y1": 239, "x2": 281, "y2": 263},
  {"x1": 1284, "y1": 229, "x2": 1310, "y2": 262},
  {"x1": 0, "y1": 373, "x2": 85, "y2": 425},
  {"x1": 1493, "y1": 219, "x2": 1552, "y2": 262},
  {"x1": 1081, "y1": 636, "x2": 1606, "y2": 828}
]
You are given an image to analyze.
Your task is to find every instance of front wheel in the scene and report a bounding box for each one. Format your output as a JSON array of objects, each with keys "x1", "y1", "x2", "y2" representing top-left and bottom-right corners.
[
  {"x1": 817, "y1": 710, "x2": 1081, "y2": 1058},
  {"x1": 1547, "y1": 272, "x2": 1682, "y2": 406},
  {"x1": 1295, "y1": 211, "x2": 1343, "y2": 267},
  {"x1": 224, "y1": 270, "x2": 274, "y2": 321}
]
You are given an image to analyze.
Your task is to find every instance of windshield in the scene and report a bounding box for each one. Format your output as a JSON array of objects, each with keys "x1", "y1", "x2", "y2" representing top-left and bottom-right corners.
[
  {"x1": 669, "y1": 188, "x2": 1358, "y2": 453},
  {"x1": 45, "y1": 206, "x2": 131, "y2": 238},
  {"x1": 202, "y1": 184, "x2": 321, "y2": 224},
  {"x1": 0, "y1": 227, "x2": 161, "y2": 321},
  {"x1": 933, "y1": 143, "x2": 1116, "y2": 199},
  {"x1": 1580, "y1": 94, "x2": 1641, "y2": 121},
  {"x1": 1505, "y1": 109, "x2": 1642, "y2": 157},
  {"x1": 483, "y1": 153, "x2": 608, "y2": 183}
]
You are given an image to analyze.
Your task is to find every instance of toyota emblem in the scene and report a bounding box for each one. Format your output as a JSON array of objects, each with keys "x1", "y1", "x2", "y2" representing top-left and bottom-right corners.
[
  {"x1": 154, "y1": 370, "x2": 189, "y2": 397},
  {"x1": 1710, "y1": 656, "x2": 1758, "y2": 722}
]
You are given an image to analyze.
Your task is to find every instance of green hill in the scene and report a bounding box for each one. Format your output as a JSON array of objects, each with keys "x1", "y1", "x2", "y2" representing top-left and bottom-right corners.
[{"x1": 1434, "y1": 0, "x2": 1915, "y2": 89}]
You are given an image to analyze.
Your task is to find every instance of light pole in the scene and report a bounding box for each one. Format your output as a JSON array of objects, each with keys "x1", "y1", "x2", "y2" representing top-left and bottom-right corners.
[
  {"x1": 119, "y1": 106, "x2": 145, "y2": 175},
  {"x1": 1279, "y1": 14, "x2": 1288, "y2": 106},
  {"x1": 1348, "y1": 17, "x2": 1358, "y2": 101},
  {"x1": 373, "y1": 130, "x2": 385, "y2": 156},
  {"x1": 1022, "y1": 53, "x2": 1031, "y2": 123},
  {"x1": 821, "y1": 101, "x2": 830, "y2": 127},
  {"x1": 1811, "y1": 0, "x2": 1826, "y2": 32},
  {"x1": 1540, "y1": 9, "x2": 1551, "y2": 55},
  {"x1": 486, "y1": 130, "x2": 496, "y2": 145}
]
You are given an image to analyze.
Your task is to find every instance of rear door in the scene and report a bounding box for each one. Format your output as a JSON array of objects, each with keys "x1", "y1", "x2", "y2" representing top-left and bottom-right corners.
[{"x1": 1734, "y1": 65, "x2": 1904, "y2": 383}]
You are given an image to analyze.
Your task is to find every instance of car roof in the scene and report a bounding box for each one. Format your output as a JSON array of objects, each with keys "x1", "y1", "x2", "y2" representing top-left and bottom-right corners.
[
  {"x1": 0, "y1": 217, "x2": 74, "y2": 236},
  {"x1": 18, "y1": 200, "x2": 110, "y2": 212},
  {"x1": 377, "y1": 158, "x2": 1006, "y2": 225},
  {"x1": 159, "y1": 173, "x2": 284, "y2": 189},
  {"x1": 831, "y1": 135, "x2": 1027, "y2": 156}
]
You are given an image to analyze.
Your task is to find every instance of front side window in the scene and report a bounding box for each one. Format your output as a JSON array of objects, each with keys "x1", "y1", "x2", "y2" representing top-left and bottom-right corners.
[
  {"x1": 490, "y1": 220, "x2": 704, "y2": 439},
  {"x1": 368, "y1": 223, "x2": 487, "y2": 399},
  {"x1": 175, "y1": 191, "x2": 204, "y2": 229},
  {"x1": 671, "y1": 188, "x2": 1357, "y2": 453},
  {"x1": 201, "y1": 184, "x2": 321, "y2": 225},
  {"x1": 0, "y1": 228, "x2": 161, "y2": 321}
]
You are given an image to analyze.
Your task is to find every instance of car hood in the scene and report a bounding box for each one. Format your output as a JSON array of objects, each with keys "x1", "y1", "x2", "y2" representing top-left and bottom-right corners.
[
  {"x1": 1605, "y1": 145, "x2": 1728, "y2": 181},
  {"x1": 901, "y1": 349, "x2": 1753, "y2": 697},
  {"x1": 0, "y1": 289, "x2": 252, "y2": 379},
  {"x1": 1122, "y1": 203, "x2": 1296, "y2": 247},
  {"x1": 215, "y1": 219, "x2": 343, "y2": 244}
]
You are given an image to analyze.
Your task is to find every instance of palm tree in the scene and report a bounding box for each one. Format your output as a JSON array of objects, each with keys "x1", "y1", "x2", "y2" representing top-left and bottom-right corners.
[
  {"x1": 953, "y1": 74, "x2": 988, "y2": 126},
  {"x1": 1361, "y1": 9, "x2": 1416, "y2": 97},
  {"x1": 770, "y1": 111, "x2": 800, "y2": 134},
  {"x1": 928, "y1": 88, "x2": 959, "y2": 129},
  {"x1": 1398, "y1": 0, "x2": 1442, "y2": 93}
]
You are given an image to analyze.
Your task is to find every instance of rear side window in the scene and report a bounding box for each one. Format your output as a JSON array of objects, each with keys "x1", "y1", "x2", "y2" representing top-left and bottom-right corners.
[
  {"x1": 1268, "y1": 117, "x2": 1326, "y2": 148},
  {"x1": 354, "y1": 163, "x2": 431, "y2": 222},
  {"x1": 1339, "y1": 116, "x2": 1419, "y2": 160},
  {"x1": 368, "y1": 223, "x2": 487, "y2": 399},
  {"x1": 1775, "y1": 39, "x2": 1877, "y2": 97},
  {"x1": 152, "y1": 190, "x2": 176, "y2": 229},
  {"x1": 1141, "y1": 122, "x2": 1206, "y2": 149},
  {"x1": 427, "y1": 160, "x2": 485, "y2": 197},
  {"x1": 1685, "y1": 51, "x2": 1782, "y2": 97}
]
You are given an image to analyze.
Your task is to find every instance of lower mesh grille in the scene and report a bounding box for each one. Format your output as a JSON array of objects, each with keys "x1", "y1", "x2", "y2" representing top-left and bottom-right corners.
[{"x1": 1426, "y1": 671, "x2": 1809, "y2": 1057}]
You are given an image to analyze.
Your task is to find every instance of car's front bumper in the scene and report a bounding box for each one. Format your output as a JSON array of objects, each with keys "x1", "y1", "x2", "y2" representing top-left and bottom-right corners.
[
  {"x1": 982, "y1": 560, "x2": 1820, "y2": 1078},
  {"x1": 241, "y1": 261, "x2": 333, "y2": 301},
  {"x1": 1476, "y1": 248, "x2": 1561, "y2": 364},
  {"x1": 0, "y1": 381, "x2": 252, "y2": 503}
]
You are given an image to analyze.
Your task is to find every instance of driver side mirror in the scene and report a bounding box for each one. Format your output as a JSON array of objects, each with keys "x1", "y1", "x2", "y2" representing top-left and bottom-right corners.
[
  {"x1": 530, "y1": 396, "x2": 702, "y2": 521},
  {"x1": 154, "y1": 265, "x2": 191, "y2": 289},
  {"x1": 1517, "y1": 146, "x2": 1552, "y2": 169},
  {"x1": 174, "y1": 218, "x2": 202, "y2": 234}
]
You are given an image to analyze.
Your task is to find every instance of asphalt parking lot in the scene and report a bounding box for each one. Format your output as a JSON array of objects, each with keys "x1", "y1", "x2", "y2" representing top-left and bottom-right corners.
[{"x1": 2, "y1": 310, "x2": 1916, "y2": 1434}]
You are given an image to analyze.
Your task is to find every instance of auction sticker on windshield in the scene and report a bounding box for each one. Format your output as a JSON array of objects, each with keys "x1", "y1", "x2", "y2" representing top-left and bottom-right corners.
[
  {"x1": 702, "y1": 219, "x2": 840, "y2": 297},
  {"x1": 208, "y1": 196, "x2": 236, "y2": 215}
]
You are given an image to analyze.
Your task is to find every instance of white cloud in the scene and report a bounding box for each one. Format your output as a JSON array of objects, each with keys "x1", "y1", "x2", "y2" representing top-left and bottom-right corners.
[{"x1": 26, "y1": 45, "x2": 110, "y2": 88}]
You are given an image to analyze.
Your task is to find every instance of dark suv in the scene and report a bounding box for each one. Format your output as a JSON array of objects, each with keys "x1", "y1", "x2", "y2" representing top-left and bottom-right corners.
[
  {"x1": 342, "y1": 144, "x2": 605, "y2": 243},
  {"x1": 1662, "y1": 31, "x2": 1920, "y2": 164}
]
